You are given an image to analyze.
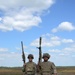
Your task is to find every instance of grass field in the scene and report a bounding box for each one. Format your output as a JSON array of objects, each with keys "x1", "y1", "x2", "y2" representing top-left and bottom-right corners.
[
  {"x1": 0, "y1": 66, "x2": 75, "y2": 75},
  {"x1": 57, "y1": 66, "x2": 75, "y2": 75},
  {"x1": 0, "y1": 67, "x2": 22, "y2": 75}
]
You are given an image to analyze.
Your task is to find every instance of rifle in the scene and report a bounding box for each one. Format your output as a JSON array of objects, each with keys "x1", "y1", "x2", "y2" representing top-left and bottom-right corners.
[
  {"x1": 37, "y1": 37, "x2": 42, "y2": 63},
  {"x1": 21, "y1": 41, "x2": 25, "y2": 64},
  {"x1": 36, "y1": 37, "x2": 42, "y2": 74}
]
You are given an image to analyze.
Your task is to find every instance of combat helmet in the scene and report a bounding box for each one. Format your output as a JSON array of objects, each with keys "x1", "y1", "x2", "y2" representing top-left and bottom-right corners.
[
  {"x1": 42, "y1": 53, "x2": 50, "y2": 59},
  {"x1": 28, "y1": 54, "x2": 34, "y2": 59}
]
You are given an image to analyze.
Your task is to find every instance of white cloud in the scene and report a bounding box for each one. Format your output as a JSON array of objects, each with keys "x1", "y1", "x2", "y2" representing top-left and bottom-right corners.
[
  {"x1": 15, "y1": 47, "x2": 21, "y2": 50},
  {"x1": 48, "y1": 45, "x2": 75, "y2": 57},
  {"x1": 30, "y1": 34, "x2": 61, "y2": 47},
  {"x1": 0, "y1": 48, "x2": 8, "y2": 52},
  {"x1": 16, "y1": 45, "x2": 27, "y2": 50},
  {"x1": 50, "y1": 36, "x2": 60, "y2": 40},
  {"x1": 0, "y1": 0, "x2": 55, "y2": 32},
  {"x1": 58, "y1": 46, "x2": 75, "y2": 57},
  {"x1": 50, "y1": 47, "x2": 75, "y2": 54},
  {"x1": 71, "y1": 44, "x2": 75, "y2": 48},
  {"x1": 0, "y1": 0, "x2": 54, "y2": 11},
  {"x1": 0, "y1": 17, "x2": 2, "y2": 21},
  {"x1": 30, "y1": 38, "x2": 39, "y2": 47},
  {"x1": 0, "y1": 11, "x2": 42, "y2": 32},
  {"x1": 62, "y1": 39, "x2": 74, "y2": 43},
  {"x1": 0, "y1": 52, "x2": 22, "y2": 67},
  {"x1": 0, "y1": 58, "x2": 4, "y2": 60},
  {"x1": 63, "y1": 47, "x2": 75, "y2": 52},
  {"x1": 30, "y1": 33, "x2": 75, "y2": 48},
  {"x1": 49, "y1": 49, "x2": 61, "y2": 53},
  {"x1": 52, "y1": 22, "x2": 75, "y2": 33}
]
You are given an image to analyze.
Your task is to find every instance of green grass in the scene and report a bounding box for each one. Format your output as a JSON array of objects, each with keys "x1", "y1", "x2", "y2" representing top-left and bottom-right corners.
[{"x1": 0, "y1": 66, "x2": 75, "y2": 75}]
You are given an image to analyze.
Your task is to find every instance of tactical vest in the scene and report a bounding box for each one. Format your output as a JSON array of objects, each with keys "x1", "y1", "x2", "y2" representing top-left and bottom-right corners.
[
  {"x1": 40, "y1": 61, "x2": 56, "y2": 74},
  {"x1": 25, "y1": 62, "x2": 36, "y2": 74}
]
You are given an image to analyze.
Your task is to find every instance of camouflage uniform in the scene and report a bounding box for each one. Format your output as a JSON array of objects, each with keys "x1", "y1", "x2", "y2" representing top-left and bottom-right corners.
[
  {"x1": 39, "y1": 53, "x2": 57, "y2": 75},
  {"x1": 23, "y1": 54, "x2": 36, "y2": 75}
]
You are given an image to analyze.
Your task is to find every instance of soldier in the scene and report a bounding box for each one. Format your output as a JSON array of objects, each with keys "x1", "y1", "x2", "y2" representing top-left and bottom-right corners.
[
  {"x1": 23, "y1": 54, "x2": 36, "y2": 75},
  {"x1": 38, "y1": 53, "x2": 57, "y2": 75}
]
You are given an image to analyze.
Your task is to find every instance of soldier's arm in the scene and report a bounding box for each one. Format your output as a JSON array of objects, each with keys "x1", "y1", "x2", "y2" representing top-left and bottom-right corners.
[
  {"x1": 36, "y1": 63, "x2": 41, "y2": 73},
  {"x1": 22, "y1": 63, "x2": 26, "y2": 72},
  {"x1": 51, "y1": 62, "x2": 57, "y2": 75},
  {"x1": 34, "y1": 63, "x2": 37, "y2": 73}
]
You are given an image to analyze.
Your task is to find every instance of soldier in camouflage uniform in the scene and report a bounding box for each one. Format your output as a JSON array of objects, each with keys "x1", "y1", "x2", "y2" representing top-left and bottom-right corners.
[
  {"x1": 23, "y1": 54, "x2": 36, "y2": 75},
  {"x1": 38, "y1": 53, "x2": 57, "y2": 75}
]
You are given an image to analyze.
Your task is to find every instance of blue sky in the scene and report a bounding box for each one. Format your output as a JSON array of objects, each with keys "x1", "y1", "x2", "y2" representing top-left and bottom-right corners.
[{"x1": 0, "y1": 0, "x2": 75, "y2": 67}]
